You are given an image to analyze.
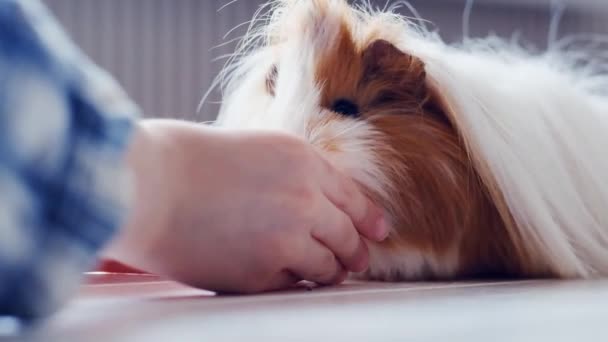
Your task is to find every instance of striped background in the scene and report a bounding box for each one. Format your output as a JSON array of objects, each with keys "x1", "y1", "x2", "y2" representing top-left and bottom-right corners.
[{"x1": 43, "y1": 0, "x2": 608, "y2": 121}]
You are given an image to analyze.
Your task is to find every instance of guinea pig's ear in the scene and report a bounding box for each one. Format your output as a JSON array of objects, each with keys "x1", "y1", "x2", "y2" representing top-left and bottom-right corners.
[{"x1": 361, "y1": 39, "x2": 428, "y2": 104}]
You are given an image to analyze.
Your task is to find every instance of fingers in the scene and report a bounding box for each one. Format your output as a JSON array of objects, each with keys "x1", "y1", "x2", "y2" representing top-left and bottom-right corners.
[
  {"x1": 289, "y1": 238, "x2": 348, "y2": 286},
  {"x1": 262, "y1": 270, "x2": 301, "y2": 292},
  {"x1": 312, "y1": 200, "x2": 370, "y2": 273},
  {"x1": 317, "y1": 158, "x2": 389, "y2": 242}
]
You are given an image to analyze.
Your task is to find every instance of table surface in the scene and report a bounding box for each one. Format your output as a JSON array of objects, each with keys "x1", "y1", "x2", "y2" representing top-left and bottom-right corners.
[{"x1": 9, "y1": 274, "x2": 608, "y2": 341}]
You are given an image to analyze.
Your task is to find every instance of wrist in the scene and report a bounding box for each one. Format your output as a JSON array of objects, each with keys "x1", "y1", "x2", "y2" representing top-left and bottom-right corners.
[
  {"x1": 103, "y1": 119, "x2": 236, "y2": 272},
  {"x1": 102, "y1": 119, "x2": 180, "y2": 266}
]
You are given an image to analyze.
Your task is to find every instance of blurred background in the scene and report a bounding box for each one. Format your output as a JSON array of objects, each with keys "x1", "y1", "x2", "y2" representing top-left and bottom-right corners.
[{"x1": 42, "y1": 0, "x2": 608, "y2": 121}]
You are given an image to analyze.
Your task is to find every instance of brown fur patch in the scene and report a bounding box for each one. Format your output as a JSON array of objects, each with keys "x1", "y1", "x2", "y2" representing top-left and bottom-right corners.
[
  {"x1": 315, "y1": 21, "x2": 361, "y2": 108},
  {"x1": 370, "y1": 114, "x2": 523, "y2": 278}
]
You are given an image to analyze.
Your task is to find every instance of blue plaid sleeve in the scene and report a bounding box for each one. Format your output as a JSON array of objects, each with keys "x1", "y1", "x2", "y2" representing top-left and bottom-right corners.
[{"x1": 0, "y1": 0, "x2": 139, "y2": 321}]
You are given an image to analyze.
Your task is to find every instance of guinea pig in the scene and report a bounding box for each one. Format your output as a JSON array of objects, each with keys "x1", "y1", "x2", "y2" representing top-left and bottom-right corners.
[{"x1": 212, "y1": 0, "x2": 608, "y2": 281}]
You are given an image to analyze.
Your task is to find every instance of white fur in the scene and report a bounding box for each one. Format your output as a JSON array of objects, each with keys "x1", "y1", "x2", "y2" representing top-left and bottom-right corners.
[
  {"x1": 362, "y1": 242, "x2": 461, "y2": 280},
  {"x1": 415, "y1": 39, "x2": 608, "y2": 277},
  {"x1": 214, "y1": 0, "x2": 608, "y2": 279}
]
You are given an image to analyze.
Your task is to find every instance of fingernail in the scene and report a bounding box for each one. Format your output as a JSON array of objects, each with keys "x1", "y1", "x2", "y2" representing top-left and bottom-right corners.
[{"x1": 374, "y1": 215, "x2": 390, "y2": 241}]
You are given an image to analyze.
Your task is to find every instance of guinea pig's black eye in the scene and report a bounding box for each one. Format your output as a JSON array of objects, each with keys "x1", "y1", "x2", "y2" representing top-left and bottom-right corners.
[{"x1": 331, "y1": 99, "x2": 360, "y2": 117}]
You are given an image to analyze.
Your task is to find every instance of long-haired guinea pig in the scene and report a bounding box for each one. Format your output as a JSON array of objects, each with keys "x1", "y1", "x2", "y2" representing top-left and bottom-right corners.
[{"x1": 213, "y1": 0, "x2": 608, "y2": 281}]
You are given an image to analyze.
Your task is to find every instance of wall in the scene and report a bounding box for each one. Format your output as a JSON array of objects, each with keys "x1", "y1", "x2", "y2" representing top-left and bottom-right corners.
[{"x1": 42, "y1": 0, "x2": 608, "y2": 120}]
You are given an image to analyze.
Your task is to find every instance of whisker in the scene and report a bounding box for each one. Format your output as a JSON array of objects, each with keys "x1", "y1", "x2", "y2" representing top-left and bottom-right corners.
[{"x1": 217, "y1": 0, "x2": 238, "y2": 13}]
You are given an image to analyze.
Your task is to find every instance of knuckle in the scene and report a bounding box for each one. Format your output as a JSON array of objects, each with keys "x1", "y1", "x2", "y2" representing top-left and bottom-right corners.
[
  {"x1": 312, "y1": 253, "x2": 339, "y2": 282},
  {"x1": 331, "y1": 212, "x2": 354, "y2": 241},
  {"x1": 341, "y1": 186, "x2": 365, "y2": 217},
  {"x1": 320, "y1": 249, "x2": 337, "y2": 267},
  {"x1": 340, "y1": 248, "x2": 359, "y2": 271},
  {"x1": 343, "y1": 225, "x2": 360, "y2": 252},
  {"x1": 332, "y1": 178, "x2": 361, "y2": 214}
]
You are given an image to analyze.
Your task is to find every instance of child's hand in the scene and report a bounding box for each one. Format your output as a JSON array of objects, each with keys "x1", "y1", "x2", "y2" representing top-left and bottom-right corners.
[{"x1": 104, "y1": 119, "x2": 389, "y2": 293}]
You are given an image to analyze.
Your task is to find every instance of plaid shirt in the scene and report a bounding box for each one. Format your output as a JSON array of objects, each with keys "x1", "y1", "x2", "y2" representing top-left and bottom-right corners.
[{"x1": 0, "y1": 0, "x2": 138, "y2": 322}]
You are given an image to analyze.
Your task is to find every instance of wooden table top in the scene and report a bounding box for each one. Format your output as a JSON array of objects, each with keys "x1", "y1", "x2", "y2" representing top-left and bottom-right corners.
[{"x1": 9, "y1": 274, "x2": 608, "y2": 341}]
